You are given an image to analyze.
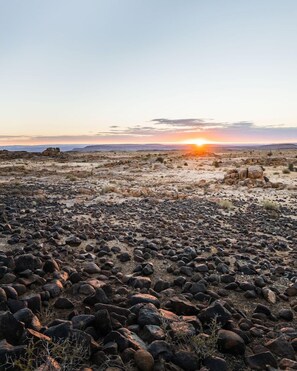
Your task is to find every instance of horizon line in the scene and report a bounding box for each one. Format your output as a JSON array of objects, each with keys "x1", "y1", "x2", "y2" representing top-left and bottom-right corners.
[{"x1": 1, "y1": 141, "x2": 297, "y2": 148}]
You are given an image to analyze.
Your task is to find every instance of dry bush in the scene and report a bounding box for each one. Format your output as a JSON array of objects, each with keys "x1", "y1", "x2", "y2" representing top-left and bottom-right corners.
[
  {"x1": 7, "y1": 336, "x2": 90, "y2": 371},
  {"x1": 160, "y1": 317, "x2": 220, "y2": 361},
  {"x1": 262, "y1": 200, "x2": 280, "y2": 212},
  {"x1": 98, "y1": 356, "x2": 135, "y2": 371},
  {"x1": 218, "y1": 199, "x2": 234, "y2": 210},
  {"x1": 38, "y1": 305, "x2": 56, "y2": 326}
]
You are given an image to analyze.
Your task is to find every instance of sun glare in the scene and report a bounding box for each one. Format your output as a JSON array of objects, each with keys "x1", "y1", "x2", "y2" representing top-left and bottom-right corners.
[
  {"x1": 183, "y1": 138, "x2": 211, "y2": 147},
  {"x1": 193, "y1": 138, "x2": 208, "y2": 147}
]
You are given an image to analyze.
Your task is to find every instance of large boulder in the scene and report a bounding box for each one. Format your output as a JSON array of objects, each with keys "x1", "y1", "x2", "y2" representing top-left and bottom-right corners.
[
  {"x1": 247, "y1": 165, "x2": 264, "y2": 179},
  {"x1": 223, "y1": 164, "x2": 267, "y2": 187}
]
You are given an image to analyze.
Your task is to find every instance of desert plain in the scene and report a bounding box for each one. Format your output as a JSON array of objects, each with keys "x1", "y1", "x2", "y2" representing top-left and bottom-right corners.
[{"x1": 0, "y1": 148, "x2": 296, "y2": 370}]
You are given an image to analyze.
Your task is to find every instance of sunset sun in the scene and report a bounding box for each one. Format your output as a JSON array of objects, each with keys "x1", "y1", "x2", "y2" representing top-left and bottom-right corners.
[
  {"x1": 192, "y1": 138, "x2": 208, "y2": 147},
  {"x1": 183, "y1": 138, "x2": 211, "y2": 147}
]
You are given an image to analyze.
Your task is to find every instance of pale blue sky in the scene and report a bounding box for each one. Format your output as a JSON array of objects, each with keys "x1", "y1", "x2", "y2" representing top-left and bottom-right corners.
[{"x1": 0, "y1": 0, "x2": 296, "y2": 144}]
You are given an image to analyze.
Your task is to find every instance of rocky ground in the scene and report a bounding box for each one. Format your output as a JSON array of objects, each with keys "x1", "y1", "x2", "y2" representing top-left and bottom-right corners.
[{"x1": 0, "y1": 148, "x2": 296, "y2": 371}]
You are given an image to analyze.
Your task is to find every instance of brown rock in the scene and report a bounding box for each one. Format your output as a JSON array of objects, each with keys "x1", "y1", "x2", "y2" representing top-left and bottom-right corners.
[{"x1": 134, "y1": 349, "x2": 154, "y2": 371}]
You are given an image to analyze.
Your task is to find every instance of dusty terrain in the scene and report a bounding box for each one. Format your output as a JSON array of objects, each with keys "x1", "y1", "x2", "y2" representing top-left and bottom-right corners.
[{"x1": 0, "y1": 148, "x2": 296, "y2": 371}]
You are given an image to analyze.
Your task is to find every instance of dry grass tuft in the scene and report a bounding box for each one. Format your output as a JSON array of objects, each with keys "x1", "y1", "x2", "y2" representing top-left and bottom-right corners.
[
  {"x1": 218, "y1": 199, "x2": 234, "y2": 210},
  {"x1": 262, "y1": 200, "x2": 280, "y2": 212},
  {"x1": 7, "y1": 335, "x2": 90, "y2": 371}
]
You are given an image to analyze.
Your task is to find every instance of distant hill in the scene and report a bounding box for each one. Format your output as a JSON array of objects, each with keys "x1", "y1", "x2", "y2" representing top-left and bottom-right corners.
[
  {"x1": 0, "y1": 144, "x2": 86, "y2": 152},
  {"x1": 72, "y1": 143, "x2": 297, "y2": 152},
  {"x1": 257, "y1": 143, "x2": 297, "y2": 150},
  {"x1": 71, "y1": 143, "x2": 192, "y2": 152},
  {"x1": 0, "y1": 142, "x2": 296, "y2": 153}
]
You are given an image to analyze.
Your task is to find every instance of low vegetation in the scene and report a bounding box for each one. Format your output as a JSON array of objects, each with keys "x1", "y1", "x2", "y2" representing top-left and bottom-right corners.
[
  {"x1": 218, "y1": 199, "x2": 234, "y2": 210},
  {"x1": 262, "y1": 199, "x2": 280, "y2": 212},
  {"x1": 7, "y1": 336, "x2": 90, "y2": 371}
]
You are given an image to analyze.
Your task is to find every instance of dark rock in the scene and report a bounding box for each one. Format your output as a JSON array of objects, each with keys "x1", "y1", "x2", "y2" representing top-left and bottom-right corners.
[
  {"x1": 71, "y1": 314, "x2": 95, "y2": 330},
  {"x1": 147, "y1": 340, "x2": 173, "y2": 361},
  {"x1": 7, "y1": 298, "x2": 26, "y2": 313},
  {"x1": 104, "y1": 328, "x2": 146, "y2": 351},
  {"x1": 15, "y1": 254, "x2": 42, "y2": 273},
  {"x1": 203, "y1": 356, "x2": 227, "y2": 371},
  {"x1": 172, "y1": 351, "x2": 200, "y2": 370},
  {"x1": 94, "y1": 303, "x2": 131, "y2": 317},
  {"x1": 128, "y1": 276, "x2": 151, "y2": 289},
  {"x1": 65, "y1": 236, "x2": 82, "y2": 247},
  {"x1": 278, "y1": 309, "x2": 293, "y2": 321},
  {"x1": 44, "y1": 321, "x2": 71, "y2": 341},
  {"x1": 24, "y1": 294, "x2": 42, "y2": 313},
  {"x1": 142, "y1": 325, "x2": 165, "y2": 342},
  {"x1": 118, "y1": 252, "x2": 131, "y2": 262},
  {"x1": 154, "y1": 279, "x2": 170, "y2": 293},
  {"x1": 130, "y1": 294, "x2": 160, "y2": 308},
  {"x1": 217, "y1": 329, "x2": 245, "y2": 355},
  {"x1": 138, "y1": 304, "x2": 162, "y2": 327},
  {"x1": 54, "y1": 297, "x2": 74, "y2": 309},
  {"x1": 13, "y1": 308, "x2": 41, "y2": 331},
  {"x1": 198, "y1": 301, "x2": 232, "y2": 326},
  {"x1": 134, "y1": 349, "x2": 155, "y2": 371},
  {"x1": 265, "y1": 336, "x2": 295, "y2": 360},
  {"x1": 168, "y1": 297, "x2": 199, "y2": 315},
  {"x1": 0, "y1": 311, "x2": 25, "y2": 345},
  {"x1": 254, "y1": 304, "x2": 271, "y2": 317},
  {"x1": 43, "y1": 259, "x2": 60, "y2": 273},
  {"x1": 94, "y1": 309, "x2": 112, "y2": 336},
  {"x1": 43, "y1": 280, "x2": 63, "y2": 298},
  {"x1": 285, "y1": 283, "x2": 297, "y2": 297},
  {"x1": 246, "y1": 351, "x2": 278, "y2": 370}
]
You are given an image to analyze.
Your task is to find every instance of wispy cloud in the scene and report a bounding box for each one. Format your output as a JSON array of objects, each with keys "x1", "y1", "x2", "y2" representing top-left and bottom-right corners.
[
  {"x1": 0, "y1": 119, "x2": 296, "y2": 145},
  {"x1": 93, "y1": 118, "x2": 297, "y2": 143}
]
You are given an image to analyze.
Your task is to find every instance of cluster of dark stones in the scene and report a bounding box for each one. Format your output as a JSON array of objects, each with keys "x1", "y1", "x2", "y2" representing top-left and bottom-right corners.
[{"x1": 0, "y1": 182, "x2": 296, "y2": 370}]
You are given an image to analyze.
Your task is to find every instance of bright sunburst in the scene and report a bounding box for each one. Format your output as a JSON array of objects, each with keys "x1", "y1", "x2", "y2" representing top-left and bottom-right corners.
[{"x1": 183, "y1": 138, "x2": 211, "y2": 147}]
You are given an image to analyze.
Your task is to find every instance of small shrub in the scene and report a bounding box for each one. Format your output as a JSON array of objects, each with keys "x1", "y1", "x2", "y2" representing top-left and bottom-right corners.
[
  {"x1": 288, "y1": 163, "x2": 294, "y2": 172},
  {"x1": 156, "y1": 156, "x2": 164, "y2": 163},
  {"x1": 66, "y1": 174, "x2": 77, "y2": 181},
  {"x1": 190, "y1": 318, "x2": 220, "y2": 359},
  {"x1": 161, "y1": 317, "x2": 220, "y2": 361},
  {"x1": 282, "y1": 168, "x2": 290, "y2": 174},
  {"x1": 262, "y1": 200, "x2": 280, "y2": 212},
  {"x1": 218, "y1": 199, "x2": 234, "y2": 210},
  {"x1": 7, "y1": 336, "x2": 90, "y2": 371}
]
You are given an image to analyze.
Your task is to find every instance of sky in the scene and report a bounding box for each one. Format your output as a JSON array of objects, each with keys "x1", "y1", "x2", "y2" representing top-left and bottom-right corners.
[{"x1": 0, "y1": 0, "x2": 297, "y2": 145}]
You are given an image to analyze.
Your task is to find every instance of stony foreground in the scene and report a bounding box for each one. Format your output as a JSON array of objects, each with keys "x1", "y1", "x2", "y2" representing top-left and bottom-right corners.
[{"x1": 0, "y1": 150, "x2": 296, "y2": 370}]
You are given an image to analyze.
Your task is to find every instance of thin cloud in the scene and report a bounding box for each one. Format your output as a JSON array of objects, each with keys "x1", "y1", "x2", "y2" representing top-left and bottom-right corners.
[{"x1": 0, "y1": 119, "x2": 296, "y2": 145}]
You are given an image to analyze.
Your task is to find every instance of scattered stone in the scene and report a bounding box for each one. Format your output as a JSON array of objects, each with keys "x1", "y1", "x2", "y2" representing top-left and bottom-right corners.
[
  {"x1": 134, "y1": 349, "x2": 154, "y2": 371},
  {"x1": 217, "y1": 329, "x2": 246, "y2": 355}
]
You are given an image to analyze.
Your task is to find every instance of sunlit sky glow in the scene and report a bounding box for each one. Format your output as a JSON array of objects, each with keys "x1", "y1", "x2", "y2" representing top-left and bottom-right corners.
[{"x1": 0, "y1": 0, "x2": 297, "y2": 145}]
